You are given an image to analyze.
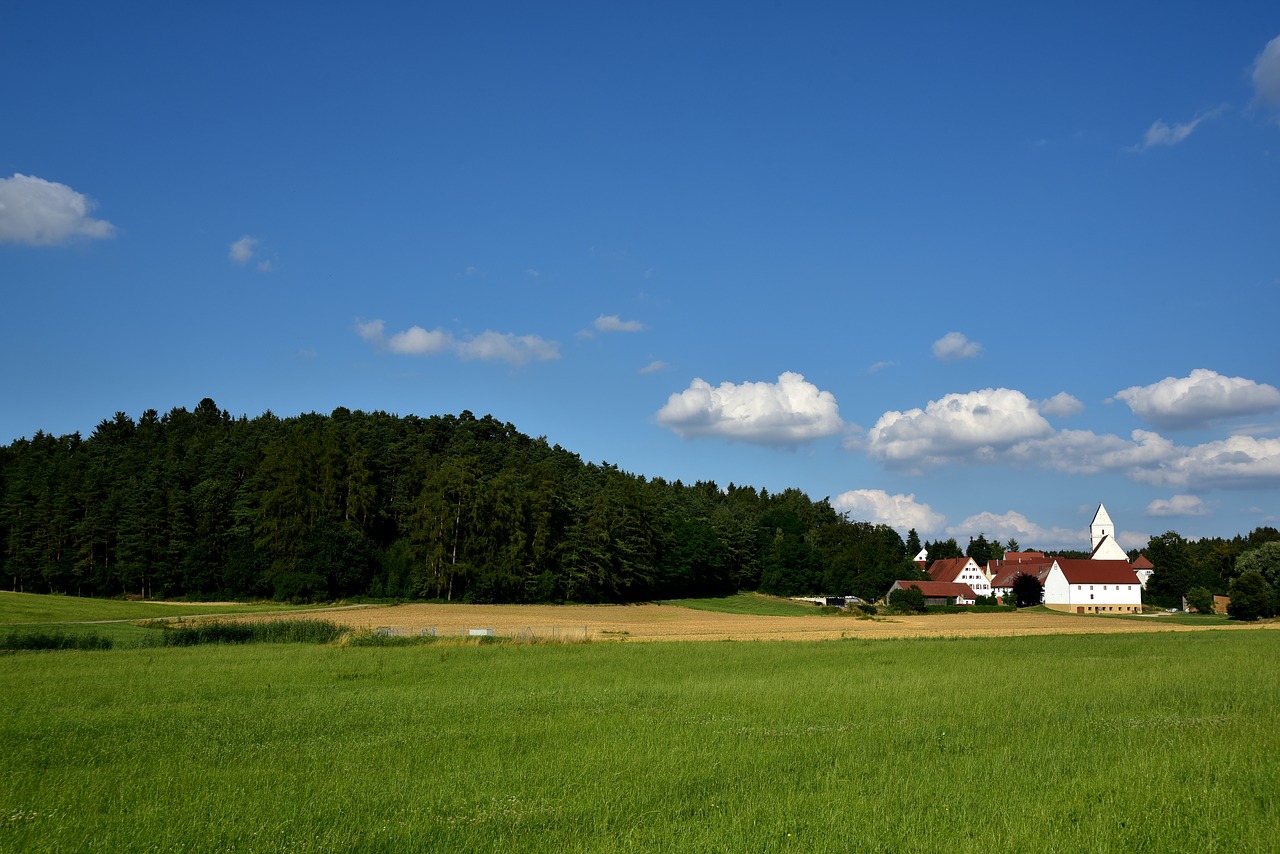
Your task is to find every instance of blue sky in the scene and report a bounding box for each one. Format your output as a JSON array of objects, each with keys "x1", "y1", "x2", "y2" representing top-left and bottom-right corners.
[{"x1": 3, "y1": 1, "x2": 1279, "y2": 551}]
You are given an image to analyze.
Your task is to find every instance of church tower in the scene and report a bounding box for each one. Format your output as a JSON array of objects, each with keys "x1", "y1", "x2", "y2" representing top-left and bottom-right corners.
[{"x1": 1089, "y1": 504, "x2": 1129, "y2": 560}]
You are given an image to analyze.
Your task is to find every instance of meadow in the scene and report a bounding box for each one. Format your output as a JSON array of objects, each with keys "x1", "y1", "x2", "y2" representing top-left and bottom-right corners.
[{"x1": 2, "y1": 612, "x2": 1276, "y2": 852}]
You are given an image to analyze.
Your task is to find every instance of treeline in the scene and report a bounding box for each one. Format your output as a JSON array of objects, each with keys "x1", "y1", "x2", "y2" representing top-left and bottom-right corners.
[
  {"x1": 0, "y1": 399, "x2": 923, "y2": 603},
  {"x1": 1140, "y1": 528, "x2": 1280, "y2": 608}
]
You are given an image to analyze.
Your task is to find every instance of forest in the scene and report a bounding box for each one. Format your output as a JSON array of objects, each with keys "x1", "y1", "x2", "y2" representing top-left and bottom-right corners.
[
  {"x1": 3, "y1": 399, "x2": 1274, "y2": 606},
  {"x1": 0, "y1": 399, "x2": 923, "y2": 604}
]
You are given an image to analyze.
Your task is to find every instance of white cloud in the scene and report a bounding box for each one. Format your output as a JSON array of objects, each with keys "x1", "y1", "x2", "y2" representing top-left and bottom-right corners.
[
  {"x1": 594, "y1": 314, "x2": 646, "y2": 333},
  {"x1": 356, "y1": 319, "x2": 385, "y2": 344},
  {"x1": 1129, "y1": 435, "x2": 1280, "y2": 490},
  {"x1": 1129, "y1": 105, "x2": 1228, "y2": 152},
  {"x1": 389, "y1": 326, "x2": 454, "y2": 355},
  {"x1": 832, "y1": 489, "x2": 946, "y2": 535},
  {"x1": 1013, "y1": 428, "x2": 1280, "y2": 491},
  {"x1": 1114, "y1": 369, "x2": 1280, "y2": 429},
  {"x1": 356, "y1": 320, "x2": 559, "y2": 365},
  {"x1": 1252, "y1": 34, "x2": 1280, "y2": 108},
  {"x1": 456, "y1": 331, "x2": 559, "y2": 364},
  {"x1": 229, "y1": 235, "x2": 259, "y2": 264},
  {"x1": 639, "y1": 360, "x2": 669, "y2": 374},
  {"x1": 655, "y1": 371, "x2": 844, "y2": 445},
  {"x1": 932, "y1": 332, "x2": 982, "y2": 362},
  {"x1": 0, "y1": 173, "x2": 116, "y2": 245},
  {"x1": 868, "y1": 360, "x2": 896, "y2": 374},
  {"x1": 1009, "y1": 428, "x2": 1176, "y2": 475},
  {"x1": 866, "y1": 388, "x2": 1052, "y2": 469},
  {"x1": 1039, "y1": 392, "x2": 1084, "y2": 418},
  {"x1": 1146, "y1": 495, "x2": 1209, "y2": 517},
  {"x1": 947, "y1": 510, "x2": 1082, "y2": 550}
]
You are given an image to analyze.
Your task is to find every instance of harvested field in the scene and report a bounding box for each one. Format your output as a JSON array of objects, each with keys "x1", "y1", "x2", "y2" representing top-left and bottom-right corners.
[{"x1": 241, "y1": 602, "x2": 1274, "y2": 642}]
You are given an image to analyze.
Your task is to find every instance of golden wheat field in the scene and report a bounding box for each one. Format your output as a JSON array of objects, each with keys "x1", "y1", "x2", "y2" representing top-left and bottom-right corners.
[{"x1": 235, "y1": 602, "x2": 1273, "y2": 642}]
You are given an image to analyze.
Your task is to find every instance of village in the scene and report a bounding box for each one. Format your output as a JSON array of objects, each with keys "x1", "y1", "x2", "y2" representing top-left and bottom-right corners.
[{"x1": 886, "y1": 504, "x2": 1156, "y2": 613}]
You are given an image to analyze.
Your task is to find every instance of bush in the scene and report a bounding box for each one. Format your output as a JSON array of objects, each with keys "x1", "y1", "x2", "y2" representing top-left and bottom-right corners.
[
  {"x1": 1185, "y1": 586, "x2": 1215, "y2": 615},
  {"x1": 1012, "y1": 573, "x2": 1044, "y2": 608},
  {"x1": 0, "y1": 629, "x2": 113, "y2": 651},
  {"x1": 888, "y1": 586, "x2": 926, "y2": 613},
  {"x1": 161, "y1": 619, "x2": 345, "y2": 646},
  {"x1": 1227, "y1": 572, "x2": 1274, "y2": 622}
]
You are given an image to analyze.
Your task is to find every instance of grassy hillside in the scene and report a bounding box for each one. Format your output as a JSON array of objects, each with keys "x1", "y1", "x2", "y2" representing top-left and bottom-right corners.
[{"x1": 2, "y1": 630, "x2": 1276, "y2": 852}]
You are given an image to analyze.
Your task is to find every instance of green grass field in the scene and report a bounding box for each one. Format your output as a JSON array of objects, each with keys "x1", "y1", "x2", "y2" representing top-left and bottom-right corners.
[
  {"x1": 3, "y1": 613, "x2": 1276, "y2": 852},
  {"x1": 0, "y1": 590, "x2": 314, "y2": 624}
]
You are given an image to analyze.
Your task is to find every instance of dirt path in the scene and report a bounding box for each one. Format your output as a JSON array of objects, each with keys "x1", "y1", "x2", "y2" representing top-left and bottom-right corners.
[{"x1": 249, "y1": 602, "x2": 1274, "y2": 642}]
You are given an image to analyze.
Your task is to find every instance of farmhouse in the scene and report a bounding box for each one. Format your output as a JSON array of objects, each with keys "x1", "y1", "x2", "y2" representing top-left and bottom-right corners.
[
  {"x1": 988, "y1": 558, "x2": 1055, "y2": 602},
  {"x1": 887, "y1": 579, "x2": 978, "y2": 606},
  {"x1": 926, "y1": 556, "x2": 992, "y2": 599}
]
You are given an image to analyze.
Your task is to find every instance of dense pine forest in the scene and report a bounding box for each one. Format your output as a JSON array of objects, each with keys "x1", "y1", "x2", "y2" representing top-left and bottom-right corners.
[{"x1": 0, "y1": 399, "x2": 924, "y2": 603}]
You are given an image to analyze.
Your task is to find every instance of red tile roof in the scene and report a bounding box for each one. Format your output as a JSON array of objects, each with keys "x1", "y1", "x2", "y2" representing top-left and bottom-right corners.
[
  {"x1": 1055, "y1": 559, "x2": 1141, "y2": 585},
  {"x1": 1131, "y1": 554, "x2": 1154, "y2": 569},
  {"x1": 890, "y1": 580, "x2": 978, "y2": 598},
  {"x1": 927, "y1": 557, "x2": 974, "y2": 583},
  {"x1": 988, "y1": 561, "x2": 1055, "y2": 588}
]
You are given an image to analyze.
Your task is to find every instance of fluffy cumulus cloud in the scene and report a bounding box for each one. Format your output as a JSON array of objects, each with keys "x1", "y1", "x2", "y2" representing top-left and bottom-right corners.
[
  {"x1": 594, "y1": 314, "x2": 646, "y2": 333},
  {"x1": 1130, "y1": 435, "x2": 1280, "y2": 490},
  {"x1": 866, "y1": 388, "x2": 1052, "y2": 469},
  {"x1": 655, "y1": 372, "x2": 843, "y2": 445},
  {"x1": 1114, "y1": 369, "x2": 1280, "y2": 430},
  {"x1": 832, "y1": 489, "x2": 945, "y2": 535},
  {"x1": 931, "y1": 332, "x2": 982, "y2": 362},
  {"x1": 1039, "y1": 392, "x2": 1084, "y2": 418},
  {"x1": 1146, "y1": 495, "x2": 1209, "y2": 517},
  {"x1": 389, "y1": 326, "x2": 453, "y2": 355},
  {"x1": 1009, "y1": 429, "x2": 1280, "y2": 491},
  {"x1": 1128, "y1": 107, "x2": 1225, "y2": 152},
  {"x1": 1009, "y1": 429, "x2": 1176, "y2": 475},
  {"x1": 947, "y1": 510, "x2": 1082, "y2": 550},
  {"x1": 1253, "y1": 34, "x2": 1280, "y2": 108},
  {"x1": 357, "y1": 319, "x2": 558, "y2": 365},
  {"x1": 0, "y1": 173, "x2": 116, "y2": 245}
]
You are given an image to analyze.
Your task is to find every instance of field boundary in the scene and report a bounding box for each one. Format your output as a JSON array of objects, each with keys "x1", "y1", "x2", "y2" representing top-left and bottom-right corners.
[{"x1": 230, "y1": 602, "x2": 1276, "y2": 642}]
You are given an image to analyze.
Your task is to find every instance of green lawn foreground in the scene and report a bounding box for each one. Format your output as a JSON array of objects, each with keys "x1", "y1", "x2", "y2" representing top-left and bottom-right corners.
[{"x1": 2, "y1": 631, "x2": 1276, "y2": 853}]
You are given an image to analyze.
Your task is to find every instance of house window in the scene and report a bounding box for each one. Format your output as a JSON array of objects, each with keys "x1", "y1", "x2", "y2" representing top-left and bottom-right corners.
[{"x1": 1090, "y1": 594, "x2": 1094, "y2": 600}]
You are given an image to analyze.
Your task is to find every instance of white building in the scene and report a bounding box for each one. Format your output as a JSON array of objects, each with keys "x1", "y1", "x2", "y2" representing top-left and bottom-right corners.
[
  {"x1": 1044, "y1": 559, "x2": 1143, "y2": 614},
  {"x1": 927, "y1": 557, "x2": 993, "y2": 599}
]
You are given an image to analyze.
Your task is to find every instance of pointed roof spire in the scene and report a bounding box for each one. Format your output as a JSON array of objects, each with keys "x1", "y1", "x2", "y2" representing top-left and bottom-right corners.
[{"x1": 1091, "y1": 504, "x2": 1114, "y2": 528}]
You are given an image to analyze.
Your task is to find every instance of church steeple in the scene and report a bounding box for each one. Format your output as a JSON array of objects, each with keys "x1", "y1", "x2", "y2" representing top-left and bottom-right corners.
[
  {"x1": 1090, "y1": 504, "x2": 1114, "y2": 551},
  {"x1": 1089, "y1": 503, "x2": 1129, "y2": 560}
]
